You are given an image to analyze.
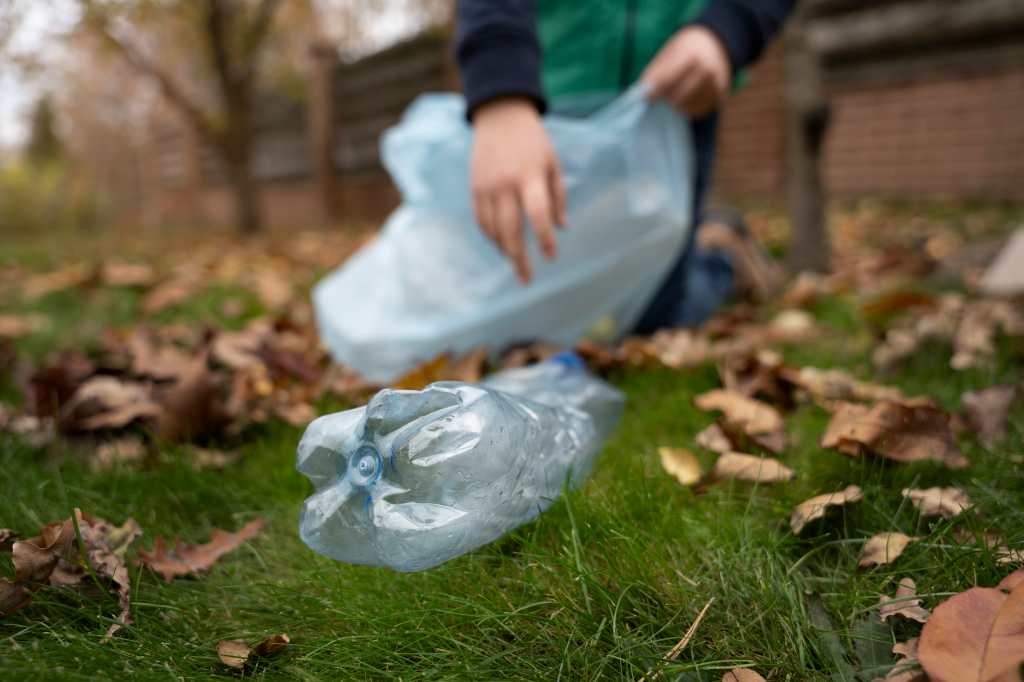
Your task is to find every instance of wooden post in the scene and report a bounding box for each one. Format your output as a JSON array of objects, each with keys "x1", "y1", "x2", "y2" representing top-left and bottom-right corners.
[
  {"x1": 783, "y1": 7, "x2": 831, "y2": 274},
  {"x1": 308, "y1": 41, "x2": 339, "y2": 226}
]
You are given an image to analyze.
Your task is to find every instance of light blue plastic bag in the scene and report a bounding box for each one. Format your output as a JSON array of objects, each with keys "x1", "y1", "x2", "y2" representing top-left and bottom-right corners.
[{"x1": 314, "y1": 86, "x2": 694, "y2": 383}]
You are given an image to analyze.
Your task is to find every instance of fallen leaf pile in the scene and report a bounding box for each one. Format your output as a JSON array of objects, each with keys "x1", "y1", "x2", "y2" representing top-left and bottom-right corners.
[
  {"x1": 2, "y1": 212, "x2": 1022, "y2": 676},
  {"x1": 1, "y1": 510, "x2": 264, "y2": 639},
  {"x1": 873, "y1": 294, "x2": 1024, "y2": 371},
  {"x1": 0, "y1": 248, "x2": 837, "y2": 474},
  {"x1": 1, "y1": 509, "x2": 140, "y2": 639}
]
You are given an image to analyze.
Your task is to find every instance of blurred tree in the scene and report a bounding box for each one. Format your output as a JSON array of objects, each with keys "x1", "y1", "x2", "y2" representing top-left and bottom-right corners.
[
  {"x1": 76, "y1": 0, "x2": 304, "y2": 234},
  {"x1": 25, "y1": 95, "x2": 64, "y2": 165},
  {"x1": 312, "y1": 0, "x2": 452, "y2": 57}
]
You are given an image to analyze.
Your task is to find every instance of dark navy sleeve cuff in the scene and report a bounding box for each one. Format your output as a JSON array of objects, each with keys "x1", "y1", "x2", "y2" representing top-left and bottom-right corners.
[
  {"x1": 694, "y1": 0, "x2": 794, "y2": 73},
  {"x1": 456, "y1": 31, "x2": 547, "y2": 120}
]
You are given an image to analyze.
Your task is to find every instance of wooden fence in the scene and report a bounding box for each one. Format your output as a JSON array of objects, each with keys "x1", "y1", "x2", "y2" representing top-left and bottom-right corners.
[
  {"x1": 145, "y1": 4, "x2": 1024, "y2": 230},
  {"x1": 147, "y1": 29, "x2": 455, "y2": 228}
]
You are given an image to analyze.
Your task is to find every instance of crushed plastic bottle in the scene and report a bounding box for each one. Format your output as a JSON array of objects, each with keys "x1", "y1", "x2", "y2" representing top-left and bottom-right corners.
[{"x1": 297, "y1": 353, "x2": 625, "y2": 572}]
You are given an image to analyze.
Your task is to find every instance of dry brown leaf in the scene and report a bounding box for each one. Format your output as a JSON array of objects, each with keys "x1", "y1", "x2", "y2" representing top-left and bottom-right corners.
[
  {"x1": 871, "y1": 638, "x2": 927, "y2": 682},
  {"x1": 393, "y1": 349, "x2": 488, "y2": 390},
  {"x1": 212, "y1": 329, "x2": 265, "y2": 371},
  {"x1": 918, "y1": 578, "x2": 1024, "y2": 682},
  {"x1": 59, "y1": 377, "x2": 162, "y2": 432},
  {"x1": 616, "y1": 336, "x2": 661, "y2": 368},
  {"x1": 952, "y1": 302, "x2": 997, "y2": 370},
  {"x1": 790, "y1": 485, "x2": 863, "y2": 534},
  {"x1": 694, "y1": 423, "x2": 733, "y2": 454},
  {"x1": 319, "y1": 364, "x2": 378, "y2": 404},
  {"x1": 719, "y1": 414, "x2": 787, "y2": 456},
  {"x1": 272, "y1": 401, "x2": 316, "y2": 427},
  {"x1": 768, "y1": 309, "x2": 817, "y2": 339},
  {"x1": 217, "y1": 639, "x2": 252, "y2": 668},
  {"x1": 4, "y1": 413, "x2": 56, "y2": 448},
  {"x1": 154, "y1": 350, "x2": 229, "y2": 442},
  {"x1": 393, "y1": 354, "x2": 454, "y2": 390},
  {"x1": 712, "y1": 452, "x2": 794, "y2": 483},
  {"x1": 127, "y1": 329, "x2": 193, "y2": 381},
  {"x1": 893, "y1": 637, "x2": 919, "y2": 660},
  {"x1": 781, "y1": 271, "x2": 832, "y2": 308},
  {"x1": 859, "y1": 532, "x2": 918, "y2": 569},
  {"x1": 218, "y1": 633, "x2": 290, "y2": 669},
  {"x1": 250, "y1": 633, "x2": 291, "y2": 658},
  {"x1": 718, "y1": 350, "x2": 789, "y2": 405},
  {"x1": 879, "y1": 578, "x2": 931, "y2": 623},
  {"x1": 142, "y1": 278, "x2": 197, "y2": 314},
  {"x1": 722, "y1": 670, "x2": 767, "y2": 682},
  {"x1": 571, "y1": 339, "x2": 617, "y2": 370},
  {"x1": 28, "y1": 349, "x2": 96, "y2": 417},
  {"x1": 252, "y1": 270, "x2": 294, "y2": 310},
  {"x1": 649, "y1": 329, "x2": 711, "y2": 369},
  {"x1": 449, "y1": 346, "x2": 488, "y2": 383},
  {"x1": 872, "y1": 294, "x2": 964, "y2": 371},
  {"x1": 91, "y1": 437, "x2": 148, "y2": 471},
  {"x1": 139, "y1": 518, "x2": 265, "y2": 582},
  {"x1": 101, "y1": 262, "x2": 157, "y2": 288},
  {"x1": 695, "y1": 390, "x2": 786, "y2": 453},
  {"x1": 190, "y1": 447, "x2": 242, "y2": 471},
  {"x1": 658, "y1": 447, "x2": 702, "y2": 486},
  {"x1": 962, "y1": 385, "x2": 1018, "y2": 447},
  {"x1": 23, "y1": 263, "x2": 94, "y2": 299},
  {"x1": 0, "y1": 529, "x2": 17, "y2": 552},
  {"x1": 821, "y1": 400, "x2": 968, "y2": 469},
  {"x1": 821, "y1": 402, "x2": 871, "y2": 454},
  {"x1": 0, "y1": 579, "x2": 31, "y2": 617},
  {"x1": 901, "y1": 487, "x2": 973, "y2": 519},
  {"x1": 0, "y1": 313, "x2": 50, "y2": 339},
  {"x1": 780, "y1": 366, "x2": 905, "y2": 405}
]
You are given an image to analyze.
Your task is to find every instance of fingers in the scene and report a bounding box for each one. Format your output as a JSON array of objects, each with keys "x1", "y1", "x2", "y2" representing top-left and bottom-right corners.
[
  {"x1": 493, "y1": 191, "x2": 530, "y2": 283},
  {"x1": 667, "y1": 69, "x2": 718, "y2": 117},
  {"x1": 522, "y1": 174, "x2": 557, "y2": 260},
  {"x1": 550, "y1": 163, "x2": 568, "y2": 228},
  {"x1": 642, "y1": 53, "x2": 696, "y2": 101},
  {"x1": 473, "y1": 193, "x2": 496, "y2": 243}
]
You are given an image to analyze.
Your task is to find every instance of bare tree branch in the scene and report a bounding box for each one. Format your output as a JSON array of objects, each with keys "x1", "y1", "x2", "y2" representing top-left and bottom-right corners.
[
  {"x1": 202, "y1": 0, "x2": 241, "y2": 119},
  {"x1": 243, "y1": 0, "x2": 285, "y2": 61},
  {"x1": 82, "y1": 4, "x2": 224, "y2": 147}
]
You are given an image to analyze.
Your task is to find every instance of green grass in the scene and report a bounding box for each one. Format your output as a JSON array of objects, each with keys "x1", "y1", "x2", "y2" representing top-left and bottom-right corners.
[{"x1": 2, "y1": 268, "x2": 1023, "y2": 680}]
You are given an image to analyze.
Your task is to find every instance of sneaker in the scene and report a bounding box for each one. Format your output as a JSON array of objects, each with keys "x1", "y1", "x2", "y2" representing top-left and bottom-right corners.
[{"x1": 696, "y1": 208, "x2": 784, "y2": 302}]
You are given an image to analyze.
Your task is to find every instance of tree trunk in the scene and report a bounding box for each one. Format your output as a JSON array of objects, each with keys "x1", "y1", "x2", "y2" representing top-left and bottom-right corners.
[
  {"x1": 784, "y1": 13, "x2": 831, "y2": 274},
  {"x1": 224, "y1": 144, "x2": 262, "y2": 235}
]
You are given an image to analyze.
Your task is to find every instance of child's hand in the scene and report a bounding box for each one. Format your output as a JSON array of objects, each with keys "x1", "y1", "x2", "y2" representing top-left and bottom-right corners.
[
  {"x1": 470, "y1": 97, "x2": 567, "y2": 284},
  {"x1": 640, "y1": 26, "x2": 731, "y2": 118}
]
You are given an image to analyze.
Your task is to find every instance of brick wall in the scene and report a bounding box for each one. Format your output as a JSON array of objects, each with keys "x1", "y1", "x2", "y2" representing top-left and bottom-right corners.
[
  {"x1": 713, "y1": 43, "x2": 787, "y2": 202},
  {"x1": 824, "y1": 66, "x2": 1024, "y2": 201}
]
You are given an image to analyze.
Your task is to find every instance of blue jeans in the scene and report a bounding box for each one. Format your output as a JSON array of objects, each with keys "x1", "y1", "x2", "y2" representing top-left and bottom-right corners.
[{"x1": 632, "y1": 115, "x2": 734, "y2": 334}]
